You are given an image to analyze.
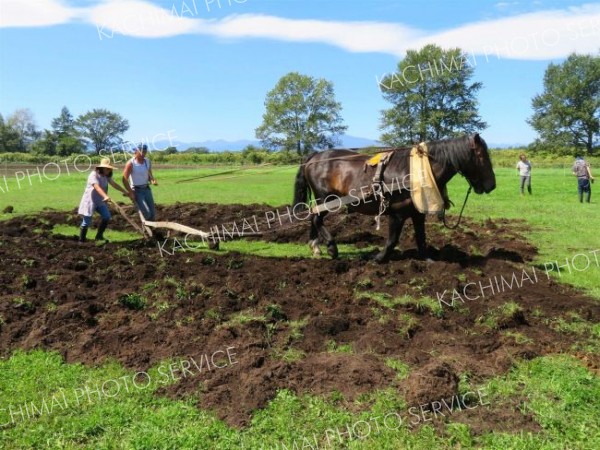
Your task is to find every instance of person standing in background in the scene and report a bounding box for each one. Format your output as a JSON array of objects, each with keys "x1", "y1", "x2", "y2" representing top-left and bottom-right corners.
[
  {"x1": 516, "y1": 153, "x2": 532, "y2": 196},
  {"x1": 572, "y1": 155, "x2": 594, "y2": 203}
]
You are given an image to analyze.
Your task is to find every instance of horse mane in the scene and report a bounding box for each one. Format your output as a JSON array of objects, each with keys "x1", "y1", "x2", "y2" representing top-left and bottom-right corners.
[
  {"x1": 388, "y1": 134, "x2": 484, "y2": 174},
  {"x1": 426, "y1": 135, "x2": 484, "y2": 172}
]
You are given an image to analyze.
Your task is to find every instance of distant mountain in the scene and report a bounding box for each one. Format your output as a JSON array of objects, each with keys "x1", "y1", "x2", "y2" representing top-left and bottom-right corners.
[
  {"x1": 152, "y1": 135, "x2": 380, "y2": 152},
  {"x1": 152, "y1": 136, "x2": 526, "y2": 152},
  {"x1": 339, "y1": 135, "x2": 381, "y2": 148}
]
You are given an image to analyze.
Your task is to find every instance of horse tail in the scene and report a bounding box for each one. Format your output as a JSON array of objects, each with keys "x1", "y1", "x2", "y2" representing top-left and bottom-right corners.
[{"x1": 293, "y1": 152, "x2": 317, "y2": 209}]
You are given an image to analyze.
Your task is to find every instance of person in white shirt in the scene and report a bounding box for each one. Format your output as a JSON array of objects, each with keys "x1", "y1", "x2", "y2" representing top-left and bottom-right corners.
[
  {"x1": 516, "y1": 153, "x2": 532, "y2": 196},
  {"x1": 122, "y1": 144, "x2": 158, "y2": 221}
]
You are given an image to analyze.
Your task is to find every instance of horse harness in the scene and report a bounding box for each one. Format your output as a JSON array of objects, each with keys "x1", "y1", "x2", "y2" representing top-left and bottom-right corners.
[{"x1": 365, "y1": 150, "x2": 395, "y2": 229}]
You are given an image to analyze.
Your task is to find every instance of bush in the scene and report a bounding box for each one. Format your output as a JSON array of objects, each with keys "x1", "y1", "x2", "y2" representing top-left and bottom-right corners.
[{"x1": 489, "y1": 148, "x2": 600, "y2": 169}]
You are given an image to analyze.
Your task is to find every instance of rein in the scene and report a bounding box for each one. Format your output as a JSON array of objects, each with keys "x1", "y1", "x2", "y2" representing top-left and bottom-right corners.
[{"x1": 441, "y1": 185, "x2": 472, "y2": 229}]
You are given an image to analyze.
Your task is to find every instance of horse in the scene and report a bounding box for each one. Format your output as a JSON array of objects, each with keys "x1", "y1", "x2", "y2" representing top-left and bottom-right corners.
[{"x1": 292, "y1": 134, "x2": 496, "y2": 262}]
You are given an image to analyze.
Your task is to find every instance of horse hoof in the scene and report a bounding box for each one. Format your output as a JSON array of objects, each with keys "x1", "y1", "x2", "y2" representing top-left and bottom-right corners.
[
  {"x1": 373, "y1": 253, "x2": 389, "y2": 263},
  {"x1": 327, "y1": 248, "x2": 338, "y2": 259}
]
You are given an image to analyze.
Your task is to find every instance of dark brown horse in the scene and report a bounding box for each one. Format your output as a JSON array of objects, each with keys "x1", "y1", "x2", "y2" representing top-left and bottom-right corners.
[{"x1": 292, "y1": 134, "x2": 496, "y2": 262}]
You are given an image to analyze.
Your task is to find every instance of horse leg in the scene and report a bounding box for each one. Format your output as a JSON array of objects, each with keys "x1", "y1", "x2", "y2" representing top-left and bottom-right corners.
[
  {"x1": 309, "y1": 214, "x2": 322, "y2": 256},
  {"x1": 412, "y1": 212, "x2": 432, "y2": 261},
  {"x1": 314, "y1": 212, "x2": 338, "y2": 259},
  {"x1": 374, "y1": 214, "x2": 405, "y2": 263}
]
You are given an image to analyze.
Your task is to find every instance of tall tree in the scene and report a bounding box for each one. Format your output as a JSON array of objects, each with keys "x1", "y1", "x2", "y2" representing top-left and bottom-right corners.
[
  {"x1": 528, "y1": 53, "x2": 600, "y2": 154},
  {"x1": 0, "y1": 113, "x2": 22, "y2": 152},
  {"x1": 6, "y1": 108, "x2": 40, "y2": 151},
  {"x1": 256, "y1": 72, "x2": 347, "y2": 155},
  {"x1": 379, "y1": 44, "x2": 486, "y2": 146},
  {"x1": 50, "y1": 106, "x2": 85, "y2": 155},
  {"x1": 75, "y1": 109, "x2": 129, "y2": 154},
  {"x1": 51, "y1": 106, "x2": 76, "y2": 137}
]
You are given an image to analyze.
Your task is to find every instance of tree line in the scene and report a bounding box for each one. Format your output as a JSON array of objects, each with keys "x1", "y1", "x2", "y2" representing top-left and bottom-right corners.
[
  {"x1": 1, "y1": 45, "x2": 598, "y2": 157},
  {"x1": 0, "y1": 107, "x2": 128, "y2": 156}
]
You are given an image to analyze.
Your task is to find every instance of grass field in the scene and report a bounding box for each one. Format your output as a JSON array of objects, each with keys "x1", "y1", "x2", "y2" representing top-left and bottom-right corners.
[{"x1": 1, "y1": 163, "x2": 599, "y2": 449}]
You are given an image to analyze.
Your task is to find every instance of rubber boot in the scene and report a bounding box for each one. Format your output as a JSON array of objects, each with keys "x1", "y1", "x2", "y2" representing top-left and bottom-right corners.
[
  {"x1": 95, "y1": 220, "x2": 109, "y2": 241},
  {"x1": 79, "y1": 226, "x2": 88, "y2": 243},
  {"x1": 586, "y1": 192, "x2": 591, "y2": 203},
  {"x1": 579, "y1": 192, "x2": 584, "y2": 203}
]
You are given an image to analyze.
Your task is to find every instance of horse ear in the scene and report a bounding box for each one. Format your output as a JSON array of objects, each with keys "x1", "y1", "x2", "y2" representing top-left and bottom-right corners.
[{"x1": 473, "y1": 133, "x2": 481, "y2": 143}]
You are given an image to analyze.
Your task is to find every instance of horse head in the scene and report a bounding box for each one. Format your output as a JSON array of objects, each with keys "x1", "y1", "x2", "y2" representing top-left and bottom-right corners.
[{"x1": 459, "y1": 134, "x2": 496, "y2": 194}]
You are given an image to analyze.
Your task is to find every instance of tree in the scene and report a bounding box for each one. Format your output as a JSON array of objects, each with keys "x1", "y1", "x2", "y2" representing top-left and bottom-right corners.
[
  {"x1": 528, "y1": 53, "x2": 600, "y2": 154},
  {"x1": 256, "y1": 72, "x2": 347, "y2": 155},
  {"x1": 379, "y1": 44, "x2": 486, "y2": 146},
  {"x1": 45, "y1": 106, "x2": 85, "y2": 156},
  {"x1": 0, "y1": 113, "x2": 22, "y2": 152},
  {"x1": 75, "y1": 109, "x2": 129, "y2": 154},
  {"x1": 31, "y1": 107, "x2": 86, "y2": 156},
  {"x1": 6, "y1": 108, "x2": 40, "y2": 151},
  {"x1": 52, "y1": 106, "x2": 76, "y2": 137}
]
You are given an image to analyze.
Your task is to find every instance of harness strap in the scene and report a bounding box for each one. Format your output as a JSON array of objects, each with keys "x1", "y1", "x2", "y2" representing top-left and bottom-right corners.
[{"x1": 371, "y1": 153, "x2": 394, "y2": 229}]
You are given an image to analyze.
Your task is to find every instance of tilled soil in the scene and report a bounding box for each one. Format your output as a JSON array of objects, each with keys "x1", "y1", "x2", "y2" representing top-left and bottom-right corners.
[{"x1": 0, "y1": 203, "x2": 598, "y2": 433}]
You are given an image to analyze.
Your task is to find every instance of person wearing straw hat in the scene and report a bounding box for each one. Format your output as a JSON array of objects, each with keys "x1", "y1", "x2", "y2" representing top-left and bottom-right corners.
[{"x1": 77, "y1": 158, "x2": 131, "y2": 242}]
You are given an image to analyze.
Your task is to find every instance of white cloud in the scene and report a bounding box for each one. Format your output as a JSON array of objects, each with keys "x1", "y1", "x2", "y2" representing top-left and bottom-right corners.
[
  {"x1": 206, "y1": 15, "x2": 421, "y2": 56},
  {"x1": 0, "y1": 0, "x2": 80, "y2": 27},
  {"x1": 84, "y1": 0, "x2": 199, "y2": 38},
  {"x1": 415, "y1": 4, "x2": 600, "y2": 60},
  {"x1": 495, "y1": 2, "x2": 519, "y2": 9},
  {"x1": 1, "y1": 0, "x2": 599, "y2": 60}
]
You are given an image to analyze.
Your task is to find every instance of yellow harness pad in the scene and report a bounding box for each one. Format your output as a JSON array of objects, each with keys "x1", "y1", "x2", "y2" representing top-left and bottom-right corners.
[
  {"x1": 410, "y1": 143, "x2": 444, "y2": 214},
  {"x1": 366, "y1": 152, "x2": 392, "y2": 166}
]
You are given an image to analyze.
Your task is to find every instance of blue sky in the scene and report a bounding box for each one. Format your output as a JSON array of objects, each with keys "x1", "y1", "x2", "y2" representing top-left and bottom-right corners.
[{"x1": 1, "y1": 0, "x2": 599, "y2": 147}]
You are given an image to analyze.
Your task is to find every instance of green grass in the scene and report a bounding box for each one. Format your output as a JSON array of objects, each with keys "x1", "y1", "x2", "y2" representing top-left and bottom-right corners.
[
  {"x1": 0, "y1": 166, "x2": 296, "y2": 218},
  {"x1": 2, "y1": 351, "x2": 598, "y2": 449},
  {"x1": 384, "y1": 358, "x2": 411, "y2": 380},
  {"x1": 481, "y1": 355, "x2": 600, "y2": 449},
  {"x1": 51, "y1": 224, "x2": 375, "y2": 260},
  {"x1": 357, "y1": 291, "x2": 444, "y2": 317},
  {"x1": 52, "y1": 223, "x2": 141, "y2": 243},
  {"x1": 326, "y1": 340, "x2": 354, "y2": 354},
  {"x1": 445, "y1": 167, "x2": 600, "y2": 298},
  {"x1": 118, "y1": 293, "x2": 148, "y2": 310},
  {"x1": 476, "y1": 301, "x2": 524, "y2": 330}
]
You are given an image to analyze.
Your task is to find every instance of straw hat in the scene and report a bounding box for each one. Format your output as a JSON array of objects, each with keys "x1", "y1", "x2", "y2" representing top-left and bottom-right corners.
[{"x1": 96, "y1": 158, "x2": 116, "y2": 170}]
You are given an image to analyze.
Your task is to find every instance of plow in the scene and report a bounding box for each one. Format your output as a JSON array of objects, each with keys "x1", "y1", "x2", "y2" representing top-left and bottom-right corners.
[{"x1": 108, "y1": 200, "x2": 262, "y2": 249}]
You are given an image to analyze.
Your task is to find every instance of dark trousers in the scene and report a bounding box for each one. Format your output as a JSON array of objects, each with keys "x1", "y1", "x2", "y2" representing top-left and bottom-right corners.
[
  {"x1": 520, "y1": 176, "x2": 531, "y2": 194},
  {"x1": 578, "y1": 178, "x2": 591, "y2": 203}
]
